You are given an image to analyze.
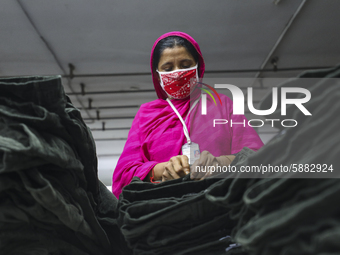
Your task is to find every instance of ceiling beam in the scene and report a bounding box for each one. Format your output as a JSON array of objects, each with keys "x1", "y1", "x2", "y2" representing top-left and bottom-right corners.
[
  {"x1": 253, "y1": 0, "x2": 308, "y2": 79},
  {"x1": 16, "y1": 0, "x2": 95, "y2": 122},
  {"x1": 56, "y1": 65, "x2": 331, "y2": 79}
]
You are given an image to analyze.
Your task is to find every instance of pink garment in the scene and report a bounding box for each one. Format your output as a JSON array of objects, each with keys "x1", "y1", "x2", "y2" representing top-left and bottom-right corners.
[{"x1": 112, "y1": 32, "x2": 264, "y2": 198}]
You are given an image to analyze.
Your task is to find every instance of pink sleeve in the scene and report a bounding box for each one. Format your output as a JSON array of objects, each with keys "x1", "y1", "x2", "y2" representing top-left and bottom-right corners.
[
  {"x1": 226, "y1": 97, "x2": 264, "y2": 154},
  {"x1": 111, "y1": 110, "x2": 158, "y2": 198},
  {"x1": 230, "y1": 114, "x2": 264, "y2": 154}
]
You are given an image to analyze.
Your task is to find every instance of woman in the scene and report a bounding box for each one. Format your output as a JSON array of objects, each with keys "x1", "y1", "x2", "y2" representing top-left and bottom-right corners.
[{"x1": 112, "y1": 31, "x2": 263, "y2": 198}]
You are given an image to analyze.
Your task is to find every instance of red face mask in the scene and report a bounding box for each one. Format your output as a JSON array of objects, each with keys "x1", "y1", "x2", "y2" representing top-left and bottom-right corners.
[{"x1": 157, "y1": 65, "x2": 198, "y2": 99}]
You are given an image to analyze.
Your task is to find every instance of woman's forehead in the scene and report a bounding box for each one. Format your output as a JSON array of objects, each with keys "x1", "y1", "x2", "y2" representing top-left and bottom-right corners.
[{"x1": 159, "y1": 46, "x2": 195, "y2": 62}]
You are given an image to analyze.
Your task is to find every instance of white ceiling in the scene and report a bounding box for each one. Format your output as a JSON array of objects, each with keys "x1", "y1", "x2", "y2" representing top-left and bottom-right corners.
[{"x1": 1, "y1": 0, "x2": 339, "y2": 186}]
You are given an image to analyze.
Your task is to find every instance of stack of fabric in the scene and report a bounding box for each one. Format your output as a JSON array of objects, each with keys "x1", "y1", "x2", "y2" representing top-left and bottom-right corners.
[
  {"x1": 117, "y1": 176, "x2": 246, "y2": 255},
  {"x1": 1, "y1": 64, "x2": 339, "y2": 254},
  {"x1": 117, "y1": 65, "x2": 340, "y2": 254},
  {"x1": 216, "y1": 64, "x2": 340, "y2": 255},
  {"x1": 0, "y1": 76, "x2": 131, "y2": 255}
]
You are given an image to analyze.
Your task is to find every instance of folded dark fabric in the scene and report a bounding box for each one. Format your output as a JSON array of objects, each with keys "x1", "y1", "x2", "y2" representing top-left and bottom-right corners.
[
  {"x1": 204, "y1": 66, "x2": 340, "y2": 255},
  {"x1": 2, "y1": 66, "x2": 338, "y2": 255},
  {"x1": 0, "y1": 76, "x2": 130, "y2": 255},
  {"x1": 117, "y1": 176, "x2": 247, "y2": 254},
  {"x1": 0, "y1": 76, "x2": 98, "y2": 197},
  {"x1": 117, "y1": 66, "x2": 340, "y2": 255}
]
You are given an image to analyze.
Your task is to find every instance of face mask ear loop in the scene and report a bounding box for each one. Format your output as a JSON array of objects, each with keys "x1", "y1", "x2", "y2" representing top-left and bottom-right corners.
[{"x1": 156, "y1": 70, "x2": 164, "y2": 88}]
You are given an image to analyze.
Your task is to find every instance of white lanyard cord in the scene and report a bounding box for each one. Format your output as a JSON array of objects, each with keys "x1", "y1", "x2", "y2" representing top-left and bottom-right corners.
[
  {"x1": 166, "y1": 97, "x2": 200, "y2": 145},
  {"x1": 185, "y1": 97, "x2": 200, "y2": 122}
]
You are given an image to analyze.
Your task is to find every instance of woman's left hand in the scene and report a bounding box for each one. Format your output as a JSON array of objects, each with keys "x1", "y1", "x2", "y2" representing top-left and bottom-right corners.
[
  {"x1": 161, "y1": 155, "x2": 190, "y2": 182},
  {"x1": 190, "y1": 151, "x2": 235, "y2": 180}
]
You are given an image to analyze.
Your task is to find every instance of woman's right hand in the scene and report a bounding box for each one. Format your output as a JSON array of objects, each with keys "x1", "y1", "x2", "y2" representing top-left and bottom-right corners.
[{"x1": 161, "y1": 155, "x2": 190, "y2": 182}]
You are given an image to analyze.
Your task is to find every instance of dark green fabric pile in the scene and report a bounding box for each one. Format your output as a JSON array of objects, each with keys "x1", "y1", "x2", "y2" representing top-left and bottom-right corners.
[
  {"x1": 118, "y1": 176, "x2": 241, "y2": 255},
  {"x1": 0, "y1": 76, "x2": 131, "y2": 255},
  {"x1": 1, "y1": 65, "x2": 339, "y2": 254},
  {"x1": 117, "y1": 65, "x2": 340, "y2": 254}
]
